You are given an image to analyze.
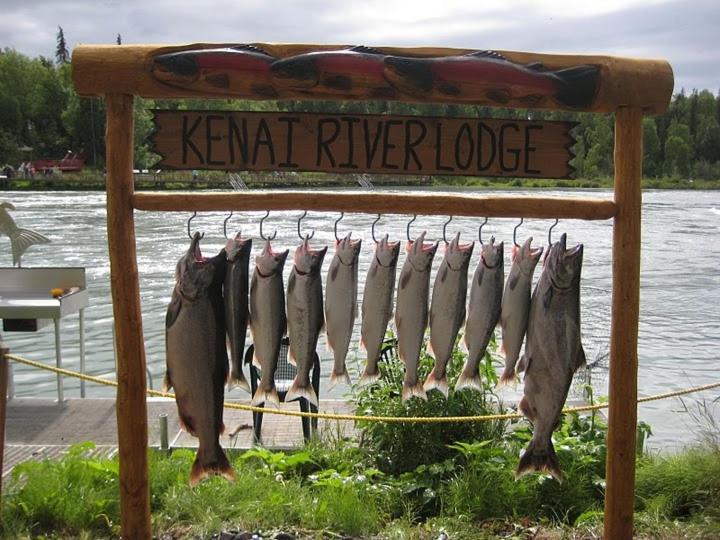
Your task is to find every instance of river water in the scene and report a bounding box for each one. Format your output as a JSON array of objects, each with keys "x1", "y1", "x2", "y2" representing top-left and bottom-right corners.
[{"x1": 1, "y1": 189, "x2": 718, "y2": 449}]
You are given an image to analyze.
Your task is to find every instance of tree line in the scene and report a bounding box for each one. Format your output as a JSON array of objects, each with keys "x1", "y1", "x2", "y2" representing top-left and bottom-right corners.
[{"x1": 1, "y1": 34, "x2": 719, "y2": 181}]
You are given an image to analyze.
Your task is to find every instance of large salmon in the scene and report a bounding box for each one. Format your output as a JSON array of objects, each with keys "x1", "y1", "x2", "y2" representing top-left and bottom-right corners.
[{"x1": 224, "y1": 232, "x2": 252, "y2": 392}]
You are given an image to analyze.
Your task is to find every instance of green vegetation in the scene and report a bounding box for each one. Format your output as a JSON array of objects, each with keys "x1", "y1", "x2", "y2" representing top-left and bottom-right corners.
[{"x1": 1, "y1": 39, "x2": 720, "y2": 186}]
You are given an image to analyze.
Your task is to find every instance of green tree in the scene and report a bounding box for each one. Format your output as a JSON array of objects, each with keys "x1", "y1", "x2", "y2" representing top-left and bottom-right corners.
[
  {"x1": 56, "y1": 27, "x2": 69, "y2": 65},
  {"x1": 664, "y1": 135, "x2": 691, "y2": 177},
  {"x1": 642, "y1": 118, "x2": 662, "y2": 177}
]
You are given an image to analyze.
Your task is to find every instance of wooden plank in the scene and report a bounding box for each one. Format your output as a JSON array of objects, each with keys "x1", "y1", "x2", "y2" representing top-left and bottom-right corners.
[
  {"x1": 604, "y1": 107, "x2": 643, "y2": 540},
  {"x1": 72, "y1": 44, "x2": 673, "y2": 115},
  {"x1": 151, "y1": 110, "x2": 577, "y2": 179},
  {"x1": 105, "y1": 94, "x2": 152, "y2": 539},
  {"x1": 132, "y1": 190, "x2": 617, "y2": 220}
]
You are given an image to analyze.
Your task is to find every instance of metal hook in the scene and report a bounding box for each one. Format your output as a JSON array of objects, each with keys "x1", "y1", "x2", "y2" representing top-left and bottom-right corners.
[
  {"x1": 406, "y1": 214, "x2": 417, "y2": 242},
  {"x1": 187, "y1": 212, "x2": 204, "y2": 240},
  {"x1": 259, "y1": 210, "x2": 277, "y2": 241},
  {"x1": 512, "y1": 217, "x2": 524, "y2": 247},
  {"x1": 297, "y1": 210, "x2": 315, "y2": 240},
  {"x1": 442, "y1": 215, "x2": 453, "y2": 243},
  {"x1": 478, "y1": 217, "x2": 489, "y2": 245},
  {"x1": 333, "y1": 212, "x2": 345, "y2": 242},
  {"x1": 548, "y1": 218, "x2": 559, "y2": 246},
  {"x1": 223, "y1": 211, "x2": 234, "y2": 239},
  {"x1": 371, "y1": 214, "x2": 381, "y2": 243}
]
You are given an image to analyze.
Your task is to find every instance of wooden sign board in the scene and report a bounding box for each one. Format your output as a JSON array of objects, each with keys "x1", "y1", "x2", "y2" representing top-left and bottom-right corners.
[{"x1": 151, "y1": 111, "x2": 577, "y2": 179}]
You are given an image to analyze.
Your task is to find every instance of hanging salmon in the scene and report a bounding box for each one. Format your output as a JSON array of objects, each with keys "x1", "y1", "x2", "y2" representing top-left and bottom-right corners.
[{"x1": 224, "y1": 232, "x2": 251, "y2": 392}]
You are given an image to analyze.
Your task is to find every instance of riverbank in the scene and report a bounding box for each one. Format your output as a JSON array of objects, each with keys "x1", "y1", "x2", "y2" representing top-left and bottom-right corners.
[{"x1": 1, "y1": 171, "x2": 718, "y2": 191}]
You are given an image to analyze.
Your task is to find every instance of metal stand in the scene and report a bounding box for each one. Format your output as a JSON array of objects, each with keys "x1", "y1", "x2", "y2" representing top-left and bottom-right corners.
[
  {"x1": 79, "y1": 308, "x2": 86, "y2": 398},
  {"x1": 54, "y1": 317, "x2": 63, "y2": 402}
]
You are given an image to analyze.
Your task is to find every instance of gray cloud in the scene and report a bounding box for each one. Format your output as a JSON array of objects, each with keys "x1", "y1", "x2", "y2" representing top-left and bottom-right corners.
[{"x1": 0, "y1": 0, "x2": 716, "y2": 92}]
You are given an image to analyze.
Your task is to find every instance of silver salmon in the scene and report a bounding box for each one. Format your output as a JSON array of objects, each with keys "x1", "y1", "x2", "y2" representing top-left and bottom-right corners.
[
  {"x1": 517, "y1": 234, "x2": 585, "y2": 482},
  {"x1": 425, "y1": 232, "x2": 474, "y2": 397},
  {"x1": 286, "y1": 236, "x2": 327, "y2": 407},
  {"x1": 325, "y1": 232, "x2": 362, "y2": 388},
  {"x1": 224, "y1": 232, "x2": 252, "y2": 392},
  {"x1": 165, "y1": 232, "x2": 234, "y2": 485},
  {"x1": 249, "y1": 239, "x2": 289, "y2": 406},
  {"x1": 458, "y1": 237, "x2": 504, "y2": 391},
  {"x1": 359, "y1": 234, "x2": 400, "y2": 385},
  {"x1": 498, "y1": 237, "x2": 543, "y2": 386},
  {"x1": 395, "y1": 231, "x2": 438, "y2": 401}
]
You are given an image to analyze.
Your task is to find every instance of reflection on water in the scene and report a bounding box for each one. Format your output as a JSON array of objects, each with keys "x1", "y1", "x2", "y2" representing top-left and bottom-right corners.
[{"x1": 0, "y1": 189, "x2": 718, "y2": 448}]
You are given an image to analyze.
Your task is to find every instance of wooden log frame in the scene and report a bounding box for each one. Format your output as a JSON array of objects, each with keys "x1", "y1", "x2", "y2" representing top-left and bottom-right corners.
[{"x1": 67, "y1": 42, "x2": 666, "y2": 540}]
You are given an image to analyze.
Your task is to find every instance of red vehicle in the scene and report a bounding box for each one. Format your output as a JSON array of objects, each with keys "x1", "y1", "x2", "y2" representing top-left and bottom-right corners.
[{"x1": 32, "y1": 151, "x2": 85, "y2": 173}]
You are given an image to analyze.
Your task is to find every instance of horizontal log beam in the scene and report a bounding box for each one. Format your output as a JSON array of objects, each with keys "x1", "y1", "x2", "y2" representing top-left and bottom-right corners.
[
  {"x1": 132, "y1": 191, "x2": 617, "y2": 220},
  {"x1": 72, "y1": 43, "x2": 673, "y2": 115}
]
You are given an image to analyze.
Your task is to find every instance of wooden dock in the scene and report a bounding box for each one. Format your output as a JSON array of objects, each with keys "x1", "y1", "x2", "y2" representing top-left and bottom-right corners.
[{"x1": 2, "y1": 397, "x2": 358, "y2": 478}]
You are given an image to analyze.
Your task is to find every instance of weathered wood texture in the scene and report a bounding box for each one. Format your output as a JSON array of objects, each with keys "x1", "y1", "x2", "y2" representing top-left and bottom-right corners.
[
  {"x1": 152, "y1": 110, "x2": 577, "y2": 178},
  {"x1": 0, "y1": 338, "x2": 8, "y2": 506},
  {"x1": 132, "y1": 191, "x2": 616, "y2": 220},
  {"x1": 72, "y1": 44, "x2": 673, "y2": 115},
  {"x1": 604, "y1": 107, "x2": 643, "y2": 540},
  {"x1": 105, "y1": 94, "x2": 152, "y2": 539}
]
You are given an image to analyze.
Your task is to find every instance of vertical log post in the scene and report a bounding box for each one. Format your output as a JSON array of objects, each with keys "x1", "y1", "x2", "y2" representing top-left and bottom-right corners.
[
  {"x1": 604, "y1": 107, "x2": 643, "y2": 539},
  {"x1": 105, "y1": 93, "x2": 151, "y2": 538},
  {"x1": 0, "y1": 334, "x2": 8, "y2": 507}
]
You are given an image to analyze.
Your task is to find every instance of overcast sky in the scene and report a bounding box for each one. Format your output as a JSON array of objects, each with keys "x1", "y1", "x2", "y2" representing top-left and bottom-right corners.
[{"x1": 1, "y1": 0, "x2": 717, "y2": 94}]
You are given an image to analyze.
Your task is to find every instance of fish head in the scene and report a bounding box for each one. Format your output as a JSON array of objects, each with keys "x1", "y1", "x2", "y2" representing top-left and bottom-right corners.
[
  {"x1": 152, "y1": 51, "x2": 201, "y2": 84},
  {"x1": 383, "y1": 55, "x2": 434, "y2": 93},
  {"x1": 545, "y1": 233, "x2": 583, "y2": 289},
  {"x1": 270, "y1": 54, "x2": 320, "y2": 88},
  {"x1": 175, "y1": 232, "x2": 215, "y2": 299},
  {"x1": 375, "y1": 234, "x2": 401, "y2": 267},
  {"x1": 516, "y1": 237, "x2": 543, "y2": 275},
  {"x1": 0, "y1": 202, "x2": 16, "y2": 211},
  {"x1": 480, "y1": 237, "x2": 504, "y2": 269},
  {"x1": 255, "y1": 239, "x2": 288, "y2": 276},
  {"x1": 407, "y1": 231, "x2": 439, "y2": 270},
  {"x1": 294, "y1": 235, "x2": 328, "y2": 274},
  {"x1": 335, "y1": 232, "x2": 362, "y2": 265},
  {"x1": 224, "y1": 232, "x2": 252, "y2": 262},
  {"x1": 443, "y1": 231, "x2": 474, "y2": 270}
]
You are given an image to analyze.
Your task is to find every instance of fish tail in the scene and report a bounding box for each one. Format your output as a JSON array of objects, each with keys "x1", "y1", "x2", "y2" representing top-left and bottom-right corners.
[
  {"x1": 328, "y1": 367, "x2": 351, "y2": 389},
  {"x1": 455, "y1": 368, "x2": 482, "y2": 392},
  {"x1": 251, "y1": 386, "x2": 280, "y2": 407},
  {"x1": 10, "y1": 228, "x2": 50, "y2": 266},
  {"x1": 495, "y1": 367, "x2": 518, "y2": 389},
  {"x1": 358, "y1": 366, "x2": 380, "y2": 387},
  {"x1": 423, "y1": 369, "x2": 449, "y2": 398},
  {"x1": 286, "y1": 377, "x2": 319, "y2": 408},
  {"x1": 228, "y1": 369, "x2": 251, "y2": 393},
  {"x1": 553, "y1": 65, "x2": 600, "y2": 109},
  {"x1": 402, "y1": 380, "x2": 427, "y2": 402},
  {"x1": 515, "y1": 438, "x2": 562, "y2": 483},
  {"x1": 189, "y1": 444, "x2": 235, "y2": 486}
]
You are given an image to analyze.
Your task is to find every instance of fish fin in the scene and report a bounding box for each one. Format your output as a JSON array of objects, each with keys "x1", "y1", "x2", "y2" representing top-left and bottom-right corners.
[
  {"x1": 524, "y1": 61, "x2": 546, "y2": 71},
  {"x1": 228, "y1": 371, "x2": 251, "y2": 393},
  {"x1": 423, "y1": 370, "x2": 449, "y2": 398},
  {"x1": 329, "y1": 367, "x2": 351, "y2": 389},
  {"x1": 286, "y1": 378, "x2": 319, "y2": 408},
  {"x1": 459, "y1": 336, "x2": 469, "y2": 353},
  {"x1": 465, "y1": 50, "x2": 507, "y2": 61},
  {"x1": 251, "y1": 386, "x2": 280, "y2": 407},
  {"x1": 553, "y1": 64, "x2": 600, "y2": 109},
  {"x1": 358, "y1": 368, "x2": 380, "y2": 387},
  {"x1": 162, "y1": 371, "x2": 173, "y2": 392},
  {"x1": 287, "y1": 347, "x2": 297, "y2": 366},
  {"x1": 349, "y1": 45, "x2": 384, "y2": 55},
  {"x1": 426, "y1": 340, "x2": 436, "y2": 359},
  {"x1": 231, "y1": 43, "x2": 272, "y2": 56},
  {"x1": 190, "y1": 444, "x2": 235, "y2": 486},
  {"x1": 455, "y1": 369, "x2": 482, "y2": 392},
  {"x1": 401, "y1": 381, "x2": 427, "y2": 402},
  {"x1": 499, "y1": 338, "x2": 506, "y2": 356},
  {"x1": 516, "y1": 354, "x2": 529, "y2": 374},
  {"x1": 496, "y1": 367, "x2": 518, "y2": 389},
  {"x1": 519, "y1": 395, "x2": 535, "y2": 421},
  {"x1": 177, "y1": 412, "x2": 197, "y2": 437},
  {"x1": 165, "y1": 296, "x2": 182, "y2": 329},
  {"x1": 515, "y1": 439, "x2": 562, "y2": 483},
  {"x1": 359, "y1": 336, "x2": 367, "y2": 351},
  {"x1": 325, "y1": 333, "x2": 334, "y2": 355},
  {"x1": 9, "y1": 228, "x2": 50, "y2": 266},
  {"x1": 252, "y1": 352, "x2": 262, "y2": 369},
  {"x1": 574, "y1": 345, "x2": 587, "y2": 372}
]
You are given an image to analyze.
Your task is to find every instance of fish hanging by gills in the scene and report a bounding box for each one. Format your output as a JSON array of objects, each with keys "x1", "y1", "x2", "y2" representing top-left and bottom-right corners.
[
  {"x1": 0, "y1": 202, "x2": 50, "y2": 266},
  {"x1": 498, "y1": 237, "x2": 543, "y2": 387},
  {"x1": 286, "y1": 235, "x2": 327, "y2": 407},
  {"x1": 395, "y1": 231, "x2": 439, "y2": 402},
  {"x1": 425, "y1": 232, "x2": 474, "y2": 397},
  {"x1": 270, "y1": 45, "x2": 396, "y2": 98},
  {"x1": 458, "y1": 237, "x2": 504, "y2": 392},
  {"x1": 325, "y1": 232, "x2": 362, "y2": 388},
  {"x1": 224, "y1": 232, "x2": 252, "y2": 392},
  {"x1": 164, "y1": 232, "x2": 234, "y2": 485},
  {"x1": 383, "y1": 51, "x2": 599, "y2": 109},
  {"x1": 359, "y1": 234, "x2": 400, "y2": 385},
  {"x1": 516, "y1": 233, "x2": 585, "y2": 482},
  {"x1": 249, "y1": 239, "x2": 289, "y2": 406},
  {"x1": 152, "y1": 44, "x2": 279, "y2": 97}
]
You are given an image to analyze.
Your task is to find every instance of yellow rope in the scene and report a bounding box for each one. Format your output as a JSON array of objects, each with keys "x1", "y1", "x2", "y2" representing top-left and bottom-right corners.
[{"x1": 4, "y1": 352, "x2": 720, "y2": 424}]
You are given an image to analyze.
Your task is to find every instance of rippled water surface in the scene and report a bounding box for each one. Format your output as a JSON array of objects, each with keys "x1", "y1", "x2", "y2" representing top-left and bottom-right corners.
[{"x1": 1, "y1": 189, "x2": 718, "y2": 448}]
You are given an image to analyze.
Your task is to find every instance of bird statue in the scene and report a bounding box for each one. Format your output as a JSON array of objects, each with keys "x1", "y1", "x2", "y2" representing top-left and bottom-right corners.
[{"x1": 0, "y1": 201, "x2": 50, "y2": 267}]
